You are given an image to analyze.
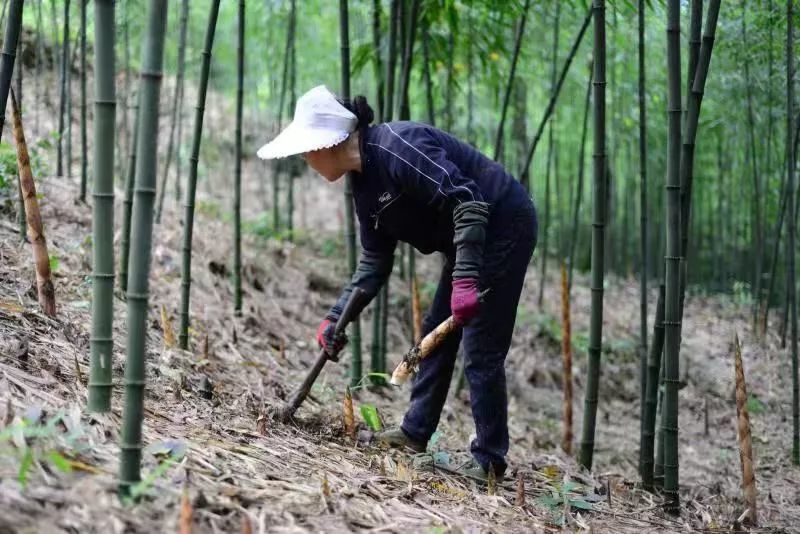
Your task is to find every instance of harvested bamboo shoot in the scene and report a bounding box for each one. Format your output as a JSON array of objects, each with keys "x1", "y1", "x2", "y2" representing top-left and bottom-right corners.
[
  {"x1": 733, "y1": 333, "x2": 757, "y2": 526},
  {"x1": 391, "y1": 316, "x2": 458, "y2": 385}
]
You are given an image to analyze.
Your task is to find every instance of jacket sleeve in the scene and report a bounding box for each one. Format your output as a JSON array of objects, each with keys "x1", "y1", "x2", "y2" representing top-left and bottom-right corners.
[
  {"x1": 326, "y1": 213, "x2": 396, "y2": 322},
  {"x1": 376, "y1": 125, "x2": 490, "y2": 280}
]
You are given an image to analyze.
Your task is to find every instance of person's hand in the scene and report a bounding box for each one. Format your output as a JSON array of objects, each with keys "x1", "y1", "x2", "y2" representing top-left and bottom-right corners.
[
  {"x1": 451, "y1": 278, "x2": 480, "y2": 324},
  {"x1": 317, "y1": 319, "x2": 348, "y2": 355}
]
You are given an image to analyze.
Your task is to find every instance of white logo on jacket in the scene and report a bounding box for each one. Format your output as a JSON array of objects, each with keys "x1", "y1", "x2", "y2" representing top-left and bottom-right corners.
[{"x1": 378, "y1": 192, "x2": 392, "y2": 203}]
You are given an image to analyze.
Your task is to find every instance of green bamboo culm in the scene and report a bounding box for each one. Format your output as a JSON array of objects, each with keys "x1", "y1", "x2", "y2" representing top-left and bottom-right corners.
[
  {"x1": 118, "y1": 0, "x2": 168, "y2": 497},
  {"x1": 56, "y1": 0, "x2": 69, "y2": 177},
  {"x1": 285, "y1": 0, "x2": 297, "y2": 241},
  {"x1": 787, "y1": 0, "x2": 799, "y2": 465},
  {"x1": 119, "y1": 94, "x2": 140, "y2": 293},
  {"x1": 0, "y1": 0, "x2": 23, "y2": 142},
  {"x1": 178, "y1": 0, "x2": 222, "y2": 350},
  {"x1": 640, "y1": 284, "x2": 665, "y2": 489},
  {"x1": 567, "y1": 61, "x2": 592, "y2": 292},
  {"x1": 155, "y1": 0, "x2": 189, "y2": 224},
  {"x1": 661, "y1": 0, "x2": 682, "y2": 515},
  {"x1": 578, "y1": 0, "x2": 605, "y2": 472},
  {"x1": 87, "y1": 0, "x2": 117, "y2": 414},
  {"x1": 271, "y1": 3, "x2": 294, "y2": 233},
  {"x1": 233, "y1": 0, "x2": 244, "y2": 315},
  {"x1": 339, "y1": 0, "x2": 362, "y2": 388},
  {"x1": 79, "y1": 0, "x2": 88, "y2": 202},
  {"x1": 637, "y1": 0, "x2": 648, "y2": 427}
]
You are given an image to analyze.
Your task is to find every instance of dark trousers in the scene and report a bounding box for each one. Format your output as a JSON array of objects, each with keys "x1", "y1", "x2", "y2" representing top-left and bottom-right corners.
[{"x1": 401, "y1": 195, "x2": 537, "y2": 474}]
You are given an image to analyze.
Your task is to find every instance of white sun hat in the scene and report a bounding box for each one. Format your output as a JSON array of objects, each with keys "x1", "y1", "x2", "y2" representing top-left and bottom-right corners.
[{"x1": 256, "y1": 85, "x2": 358, "y2": 160}]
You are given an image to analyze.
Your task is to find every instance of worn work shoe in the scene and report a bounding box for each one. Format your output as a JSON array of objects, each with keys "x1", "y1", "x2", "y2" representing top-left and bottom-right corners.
[
  {"x1": 375, "y1": 426, "x2": 426, "y2": 453},
  {"x1": 445, "y1": 458, "x2": 504, "y2": 484}
]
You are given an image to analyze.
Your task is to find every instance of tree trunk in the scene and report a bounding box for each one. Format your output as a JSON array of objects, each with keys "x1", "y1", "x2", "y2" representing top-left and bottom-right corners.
[
  {"x1": 0, "y1": 0, "x2": 22, "y2": 142},
  {"x1": 787, "y1": 0, "x2": 799, "y2": 465},
  {"x1": 271, "y1": 1, "x2": 295, "y2": 231},
  {"x1": 339, "y1": 0, "x2": 362, "y2": 388},
  {"x1": 155, "y1": 0, "x2": 189, "y2": 223},
  {"x1": 119, "y1": 0, "x2": 168, "y2": 497},
  {"x1": 88, "y1": 0, "x2": 116, "y2": 413},
  {"x1": 119, "y1": 93, "x2": 139, "y2": 293},
  {"x1": 12, "y1": 89, "x2": 56, "y2": 317},
  {"x1": 493, "y1": 0, "x2": 530, "y2": 161},
  {"x1": 662, "y1": 0, "x2": 683, "y2": 514},
  {"x1": 233, "y1": 0, "x2": 245, "y2": 315},
  {"x1": 638, "y1": 0, "x2": 648, "y2": 421},
  {"x1": 538, "y1": 2, "x2": 560, "y2": 307},
  {"x1": 79, "y1": 0, "x2": 87, "y2": 202},
  {"x1": 640, "y1": 284, "x2": 665, "y2": 489},
  {"x1": 178, "y1": 0, "x2": 221, "y2": 350},
  {"x1": 286, "y1": 0, "x2": 297, "y2": 240},
  {"x1": 578, "y1": 0, "x2": 605, "y2": 471},
  {"x1": 568, "y1": 62, "x2": 592, "y2": 292},
  {"x1": 384, "y1": 0, "x2": 398, "y2": 122},
  {"x1": 372, "y1": 0, "x2": 384, "y2": 121},
  {"x1": 742, "y1": 1, "x2": 763, "y2": 333},
  {"x1": 421, "y1": 25, "x2": 434, "y2": 126},
  {"x1": 519, "y1": 6, "x2": 592, "y2": 190}
]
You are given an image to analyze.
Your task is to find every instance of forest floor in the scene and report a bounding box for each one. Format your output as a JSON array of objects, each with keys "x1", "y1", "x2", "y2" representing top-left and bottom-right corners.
[
  {"x1": 1, "y1": 41, "x2": 799, "y2": 532},
  {"x1": 1, "y1": 171, "x2": 800, "y2": 533}
]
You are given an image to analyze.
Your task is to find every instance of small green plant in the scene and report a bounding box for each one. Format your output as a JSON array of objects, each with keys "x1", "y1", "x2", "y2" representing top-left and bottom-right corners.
[
  {"x1": 359, "y1": 404, "x2": 382, "y2": 431},
  {"x1": 535, "y1": 479, "x2": 596, "y2": 526},
  {"x1": 746, "y1": 393, "x2": 766, "y2": 415},
  {"x1": 0, "y1": 410, "x2": 89, "y2": 488}
]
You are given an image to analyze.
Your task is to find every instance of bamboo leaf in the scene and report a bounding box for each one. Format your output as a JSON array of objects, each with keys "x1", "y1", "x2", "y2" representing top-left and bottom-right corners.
[
  {"x1": 18, "y1": 448, "x2": 33, "y2": 486},
  {"x1": 359, "y1": 403, "x2": 381, "y2": 431},
  {"x1": 46, "y1": 451, "x2": 73, "y2": 473}
]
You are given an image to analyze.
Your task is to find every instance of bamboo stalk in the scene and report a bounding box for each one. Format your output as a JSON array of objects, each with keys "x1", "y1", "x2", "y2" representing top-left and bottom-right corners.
[
  {"x1": 88, "y1": 0, "x2": 116, "y2": 413},
  {"x1": 578, "y1": 0, "x2": 606, "y2": 471},
  {"x1": 561, "y1": 261, "x2": 572, "y2": 455},
  {"x1": 0, "y1": 0, "x2": 22, "y2": 142},
  {"x1": 155, "y1": 0, "x2": 189, "y2": 223},
  {"x1": 56, "y1": 0, "x2": 70, "y2": 177},
  {"x1": 787, "y1": 0, "x2": 799, "y2": 466},
  {"x1": 567, "y1": 61, "x2": 592, "y2": 292},
  {"x1": 119, "y1": 94, "x2": 139, "y2": 293},
  {"x1": 640, "y1": 284, "x2": 665, "y2": 490},
  {"x1": 11, "y1": 89, "x2": 55, "y2": 318},
  {"x1": 119, "y1": 0, "x2": 168, "y2": 496},
  {"x1": 233, "y1": 0, "x2": 245, "y2": 315},
  {"x1": 733, "y1": 332, "x2": 757, "y2": 526},
  {"x1": 343, "y1": 386, "x2": 356, "y2": 439},
  {"x1": 178, "y1": 0, "x2": 222, "y2": 351},
  {"x1": 519, "y1": 5, "x2": 592, "y2": 189},
  {"x1": 79, "y1": 0, "x2": 87, "y2": 202},
  {"x1": 493, "y1": 0, "x2": 530, "y2": 161},
  {"x1": 339, "y1": 0, "x2": 362, "y2": 388},
  {"x1": 638, "y1": 0, "x2": 648, "y2": 425},
  {"x1": 662, "y1": 0, "x2": 682, "y2": 514}
]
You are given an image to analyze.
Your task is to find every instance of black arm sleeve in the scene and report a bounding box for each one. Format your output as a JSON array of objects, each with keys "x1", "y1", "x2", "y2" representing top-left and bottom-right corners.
[
  {"x1": 452, "y1": 200, "x2": 490, "y2": 279},
  {"x1": 327, "y1": 247, "x2": 395, "y2": 321}
]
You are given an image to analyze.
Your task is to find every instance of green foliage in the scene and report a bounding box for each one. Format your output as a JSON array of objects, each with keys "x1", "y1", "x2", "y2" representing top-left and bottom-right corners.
[
  {"x1": 49, "y1": 254, "x2": 60, "y2": 273},
  {"x1": 535, "y1": 479, "x2": 597, "y2": 526},
  {"x1": 0, "y1": 410, "x2": 88, "y2": 488},
  {"x1": 359, "y1": 404, "x2": 382, "y2": 431},
  {"x1": 746, "y1": 393, "x2": 766, "y2": 415}
]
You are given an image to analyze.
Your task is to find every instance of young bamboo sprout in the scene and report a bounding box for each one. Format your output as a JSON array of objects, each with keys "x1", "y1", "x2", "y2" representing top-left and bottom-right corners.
[
  {"x1": 733, "y1": 333, "x2": 757, "y2": 526},
  {"x1": 179, "y1": 486, "x2": 192, "y2": 534},
  {"x1": 161, "y1": 305, "x2": 176, "y2": 349},
  {"x1": 391, "y1": 316, "x2": 458, "y2": 386},
  {"x1": 561, "y1": 261, "x2": 572, "y2": 455},
  {"x1": 515, "y1": 472, "x2": 525, "y2": 506},
  {"x1": 343, "y1": 386, "x2": 356, "y2": 439},
  {"x1": 11, "y1": 89, "x2": 56, "y2": 317}
]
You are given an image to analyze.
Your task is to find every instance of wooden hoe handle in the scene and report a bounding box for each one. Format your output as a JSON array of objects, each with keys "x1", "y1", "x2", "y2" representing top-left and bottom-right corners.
[{"x1": 277, "y1": 288, "x2": 368, "y2": 421}]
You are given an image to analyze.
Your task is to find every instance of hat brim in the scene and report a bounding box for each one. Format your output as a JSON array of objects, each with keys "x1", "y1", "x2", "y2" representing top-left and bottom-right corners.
[{"x1": 256, "y1": 121, "x2": 350, "y2": 160}]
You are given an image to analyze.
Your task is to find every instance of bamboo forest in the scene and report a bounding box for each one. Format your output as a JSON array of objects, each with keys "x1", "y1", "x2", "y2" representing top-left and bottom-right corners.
[{"x1": 1, "y1": 0, "x2": 800, "y2": 531}]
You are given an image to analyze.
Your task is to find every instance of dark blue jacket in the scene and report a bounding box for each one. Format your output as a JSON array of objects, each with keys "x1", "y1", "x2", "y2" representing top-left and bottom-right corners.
[{"x1": 328, "y1": 121, "x2": 529, "y2": 320}]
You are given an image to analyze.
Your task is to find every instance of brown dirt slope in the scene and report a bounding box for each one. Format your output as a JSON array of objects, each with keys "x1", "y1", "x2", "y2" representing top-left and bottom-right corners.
[{"x1": 1, "y1": 174, "x2": 799, "y2": 532}]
